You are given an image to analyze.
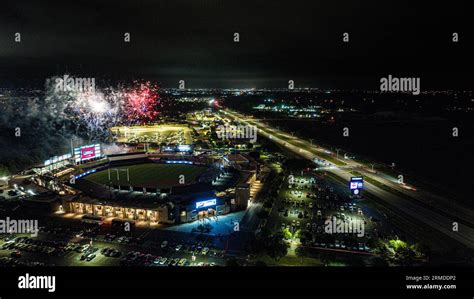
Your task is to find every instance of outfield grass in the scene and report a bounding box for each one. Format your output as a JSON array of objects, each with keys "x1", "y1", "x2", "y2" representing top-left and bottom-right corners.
[{"x1": 84, "y1": 163, "x2": 207, "y2": 188}]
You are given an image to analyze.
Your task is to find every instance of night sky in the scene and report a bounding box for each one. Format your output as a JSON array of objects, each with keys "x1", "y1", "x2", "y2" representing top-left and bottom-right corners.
[{"x1": 0, "y1": 0, "x2": 473, "y2": 89}]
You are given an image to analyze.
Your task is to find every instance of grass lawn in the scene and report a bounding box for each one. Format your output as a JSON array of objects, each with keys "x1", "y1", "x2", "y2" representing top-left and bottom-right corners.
[
  {"x1": 257, "y1": 254, "x2": 324, "y2": 266},
  {"x1": 84, "y1": 163, "x2": 207, "y2": 188}
]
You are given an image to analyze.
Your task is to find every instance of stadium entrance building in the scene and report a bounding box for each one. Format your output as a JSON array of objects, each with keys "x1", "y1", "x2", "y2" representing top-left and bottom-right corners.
[
  {"x1": 61, "y1": 181, "x2": 232, "y2": 225},
  {"x1": 62, "y1": 195, "x2": 174, "y2": 224},
  {"x1": 178, "y1": 197, "x2": 230, "y2": 223},
  {"x1": 170, "y1": 183, "x2": 230, "y2": 223},
  {"x1": 62, "y1": 195, "x2": 231, "y2": 225}
]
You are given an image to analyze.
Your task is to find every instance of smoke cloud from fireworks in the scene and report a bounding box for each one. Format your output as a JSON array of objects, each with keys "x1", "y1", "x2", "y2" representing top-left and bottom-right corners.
[
  {"x1": 0, "y1": 75, "x2": 163, "y2": 173},
  {"x1": 44, "y1": 77, "x2": 162, "y2": 140}
]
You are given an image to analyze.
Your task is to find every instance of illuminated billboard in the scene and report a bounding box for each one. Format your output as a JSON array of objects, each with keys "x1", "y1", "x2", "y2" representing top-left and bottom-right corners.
[
  {"x1": 350, "y1": 176, "x2": 363, "y2": 197},
  {"x1": 81, "y1": 147, "x2": 96, "y2": 159},
  {"x1": 195, "y1": 199, "x2": 216, "y2": 209},
  {"x1": 74, "y1": 144, "x2": 101, "y2": 163}
]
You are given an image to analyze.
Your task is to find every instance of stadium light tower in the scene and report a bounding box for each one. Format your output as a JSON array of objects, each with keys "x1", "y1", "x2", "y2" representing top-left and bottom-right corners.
[{"x1": 70, "y1": 138, "x2": 74, "y2": 157}]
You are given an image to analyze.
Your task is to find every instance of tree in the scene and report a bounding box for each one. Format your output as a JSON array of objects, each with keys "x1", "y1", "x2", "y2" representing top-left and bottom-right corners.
[
  {"x1": 388, "y1": 239, "x2": 408, "y2": 253},
  {"x1": 382, "y1": 239, "x2": 419, "y2": 265},
  {"x1": 410, "y1": 243, "x2": 430, "y2": 259},
  {"x1": 266, "y1": 237, "x2": 289, "y2": 260},
  {"x1": 393, "y1": 245, "x2": 416, "y2": 266},
  {"x1": 373, "y1": 240, "x2": 388, "y2": 256},
  {"x1": 282, "y1": 228, "x2": 292, "y2": 240},
  {"x1": 252, "y1": 228, "x2": 289, "y2": 260},
  {"x1": 294, "y1": 229, "x2": 302, "y2": 239}
]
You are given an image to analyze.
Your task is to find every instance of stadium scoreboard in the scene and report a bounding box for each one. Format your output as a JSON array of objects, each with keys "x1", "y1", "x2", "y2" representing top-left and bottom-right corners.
[{"x1": 74, "y1": 144, "x2": 101, "y2": 163}]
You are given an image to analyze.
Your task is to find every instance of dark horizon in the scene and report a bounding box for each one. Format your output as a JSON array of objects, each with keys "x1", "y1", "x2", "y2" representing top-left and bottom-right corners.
[{"x1": 1, "y1": 0, "x2": 473, "y2": 89}]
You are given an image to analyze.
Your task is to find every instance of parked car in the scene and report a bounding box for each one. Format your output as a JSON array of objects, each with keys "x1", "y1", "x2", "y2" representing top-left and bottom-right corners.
[
  {"x1": 178, "y1": 258, "x2": 187, "y2": 266},
  {"x1": 86, "y1": 253, "x2": 96, "y2": 261},
  {"x1": 170, "y1": 258, "x2": 179, "y2": 266}
]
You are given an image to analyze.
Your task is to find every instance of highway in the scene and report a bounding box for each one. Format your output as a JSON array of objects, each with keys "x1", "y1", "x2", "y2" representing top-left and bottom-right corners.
[{"x1": 221, "y1": 109, "x2": 474, "y2": 249}]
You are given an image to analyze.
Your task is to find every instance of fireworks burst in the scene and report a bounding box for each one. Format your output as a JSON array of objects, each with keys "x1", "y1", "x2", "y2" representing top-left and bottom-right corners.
[
  {"x1": 43, "y1": 76, "x2": 161, "y2": 141},
  {"x1": 123, "y1": 82, "x2": 160, "y2": 123},
  {"x1": 69, "y1": 90, "x2": 121, "y2": 137}
]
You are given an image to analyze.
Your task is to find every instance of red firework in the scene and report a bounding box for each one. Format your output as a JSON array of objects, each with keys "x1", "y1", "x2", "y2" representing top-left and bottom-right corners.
[{"x1": 124, "y1": 82, "x2": 160, "y2": 123}]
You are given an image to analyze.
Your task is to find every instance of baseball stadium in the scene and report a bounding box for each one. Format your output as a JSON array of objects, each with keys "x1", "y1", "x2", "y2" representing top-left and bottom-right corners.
[{"x1": 24, "y1": 123, "x2": 255, "y2": 226}]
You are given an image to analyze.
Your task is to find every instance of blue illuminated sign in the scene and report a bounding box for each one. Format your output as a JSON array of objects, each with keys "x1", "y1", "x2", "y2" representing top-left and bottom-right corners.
[
  {"x1": 350, "y1": 177, "x2": 363, "y2": 190},
  {"x1": 165, "y1": 160, "x2": 193, "y2": 165},
  {"x1": 75, "y1": 168, "x2": 97, "y2": 180},
  {"x1": 196, "y1": 199, "x2": 217, "y2": 209}
]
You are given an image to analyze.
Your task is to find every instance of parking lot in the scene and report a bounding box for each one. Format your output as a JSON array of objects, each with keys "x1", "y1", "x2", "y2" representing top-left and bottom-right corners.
[
  {"x1": 267, "y1": 172, "x2": 390, "y2": 255},
  {"x1": 0, "y1": 220, "x2": 227, "y2": 267}
]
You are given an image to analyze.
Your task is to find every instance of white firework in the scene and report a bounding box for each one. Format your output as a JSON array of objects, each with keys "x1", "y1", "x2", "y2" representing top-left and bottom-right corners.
[{"x1": 44, "y1": 76, "x2": 124, "y2": 140}]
